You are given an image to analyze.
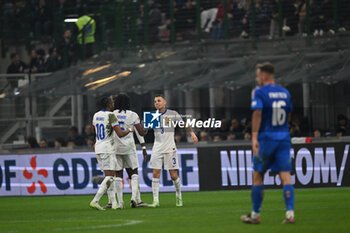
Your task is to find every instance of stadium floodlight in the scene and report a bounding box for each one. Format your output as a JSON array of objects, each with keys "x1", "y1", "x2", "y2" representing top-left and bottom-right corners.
[
  {"x1": 83, "y1": 64, "x2": 111, "y2": 76},
  {"x1": 138, "y1": 64, "x2": 146, "y2": 68},
  {"x1": 64, "y1": 18, "x2": 78, "y2": 23},
  {"x1": 156, "y1": 51, "x2": 177, "y2": 59},
  {"x1": 84, "y1": 71, "x2": 131, "y2": 90}
]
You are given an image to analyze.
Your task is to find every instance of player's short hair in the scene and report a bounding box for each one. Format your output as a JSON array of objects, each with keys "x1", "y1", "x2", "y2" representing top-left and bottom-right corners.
[
  {"x1": 154, "y1": 94, "x2": 165, "y2": 100},
  {"x1": 114, "y1": 94, "x2": 130, "y2": 113},
  {"x1": 100, "y1": 96, "x2": 112, "y2": 109},
  {"x1": 257, "y1": 62, "x2": 274, "y2": 75}
]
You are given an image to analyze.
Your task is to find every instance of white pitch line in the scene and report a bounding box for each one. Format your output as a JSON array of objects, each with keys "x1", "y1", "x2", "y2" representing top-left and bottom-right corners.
[
  {"x1": 53, "y1": 220, "x2": 143, "y2": 231},
  {"x1": 0, "y1": 217, "x2": 101, "y2": 224}
]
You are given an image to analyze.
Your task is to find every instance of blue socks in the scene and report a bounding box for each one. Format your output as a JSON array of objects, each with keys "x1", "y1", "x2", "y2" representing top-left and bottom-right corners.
[
  {"x1": 283, "y1": 185, "x2": 295, "y2": 211},
  {"x1": 252, "y1": 185, "x2": 264, "y2": 213},
  {"x1": 251, "y1": 184, "x2": 294, "y2": 214}
]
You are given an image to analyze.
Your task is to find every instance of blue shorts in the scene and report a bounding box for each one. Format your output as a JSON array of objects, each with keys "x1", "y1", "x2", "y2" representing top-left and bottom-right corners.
[{"x1": 253, "y1": 140, "x2": 291, "y2": 173}]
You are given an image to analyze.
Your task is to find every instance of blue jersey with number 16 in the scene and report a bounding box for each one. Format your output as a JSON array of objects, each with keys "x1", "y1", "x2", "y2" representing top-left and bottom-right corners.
[{"x1": 251, "y1": 84, "x2": 292, "y2": 141}]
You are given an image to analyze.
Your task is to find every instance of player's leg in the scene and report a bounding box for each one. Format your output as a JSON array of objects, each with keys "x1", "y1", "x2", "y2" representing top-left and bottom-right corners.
[
  {"x1": 253, "y1": 171, "x2": 264, "y2": 216},
  {"x1": 149, "y1": 153, "x2": 163, "y2": 207},
  {"x1": 151, "y1": 169, "x2": 161, "y2": 207},
  {"x1": 169, "y1": 169, "x2": 182, "y2": 206},
  {"x1": 126, "y1": 168, "x2": 139, "y2": 208},
  {"x1": 126, "y1": 168, "x2": 149, "y2": 207},
  {"x1": 115, "y1": 169, "x2": 124, "y2": 209},
  {"x1": 280, "y1": 171, "x2": 294, "y2": 223},
  {"x1": 165, "y1": 152, "x2": 182, "y2": 206},
  {"x1": 90, "y1": 153, "x2": 115, "y2": 210},
  {"x1": 126, "y1": 168, "x2": 146, "y2": 206},
  {"x1": 241, "y1": 171, "x2": 264, "y2": 223},
  {"x1": 91, "y1": 176, "x2": 104, "y2": 184},
  {"x1": 112, "y1": 154, "x2": 125, "y2": 209},
  {"x1": 105, "y1": 154, "x2": 119, "y2": 209},
  {"x1": 90, "y1": 170, "x2": 115, "y2": 210},
  {"x1": 123, "y1": 153, "x2": 141, "y2": 208},
  {"x1": 241, "y1": 140, "x2": 275, "y2": 224},
  {"x1": 276, "y1": 141, "x2": 295, "y2": 224},
  {"x1": 106, "y1": 175, "x2": 117, "y2": 209}
]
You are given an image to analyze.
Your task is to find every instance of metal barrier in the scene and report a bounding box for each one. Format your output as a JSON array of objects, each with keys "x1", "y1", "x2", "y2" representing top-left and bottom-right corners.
[{"x1": 0, "y1": 73, "x2": 80, "y2": 146}]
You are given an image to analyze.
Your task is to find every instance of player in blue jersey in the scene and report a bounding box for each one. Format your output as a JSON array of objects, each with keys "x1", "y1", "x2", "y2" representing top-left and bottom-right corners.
[{"x1": 241, "y1": 62, "x2": 295, "y2": 224}]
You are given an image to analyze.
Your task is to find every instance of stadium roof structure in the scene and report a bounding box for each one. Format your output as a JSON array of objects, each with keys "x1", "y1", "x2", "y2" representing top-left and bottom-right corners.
[{"x1": 18, "y1": 35, "x2": 350, "y2": 98}]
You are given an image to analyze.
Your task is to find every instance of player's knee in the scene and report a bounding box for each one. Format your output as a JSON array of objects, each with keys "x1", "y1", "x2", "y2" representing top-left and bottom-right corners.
[
  {"x1": 104, "y1": 170, "x2": 115, "y2": 177},
  {"x1": 115, "y1": 170, "x2": 123, "y2": 178},
  {"x1": 280, "y1": 172, "x2": 292, "y2": 185},
  {"x1": 125, "y1": 168, "x2": 132, "y2": 178},
  {"x1": 169, "y1": 170, "x2": 178, "y2": 180},
  {"x1": 126, "y1": 168, "x2": 137, "y2": 178},
  {"x1": 253, "y1": 171, "x2": 264, "y2": 185},
  {"x1": 129, "y1": 168, "x2": 138, "y2": 177},
  {"x1": 153, "y1": 169, "x2": 161, "y2": 178}
]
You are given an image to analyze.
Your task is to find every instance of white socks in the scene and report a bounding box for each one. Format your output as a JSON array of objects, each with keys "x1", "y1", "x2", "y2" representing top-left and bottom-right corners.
[
  {"x1": 173, "y1": 178, "x2": 182, "y2": 199},
  {"x1": 92, "y1": 176, "x2": 113, "y2": 203},
  {"x1": 152, "y1": 177, "x2": 181, "y2": 203},
  {"x1": 106, "y1": 175, "x2": 142, "y2": 205},
  {"x1": 251, "y1": 211, "x2": 260, "y2": 219},
  {"x1": 115, "y1": 177, "x2": 124, "y2": 205},
  {"x1": 136, "y1": 185, "x2": 142, "y2": 203},
  {"x1": 106, "y1": 177, "x2": 117, "y2": 207},
  {"x1": 152, "y1": 178, "x2": 160, "y2": 203},
  {"x1": 286, "y1": 210, "x2": 294, "y2": 219},
  {"x1": 131, "y1": 174, "x2": 139, "y2": 202}
]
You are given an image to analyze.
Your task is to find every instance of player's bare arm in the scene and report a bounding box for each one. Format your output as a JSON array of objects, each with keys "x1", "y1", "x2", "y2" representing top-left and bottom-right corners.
[
  {"x1": 134, "y1": 123, "x2": 148, "y2": 136},
  {"x1": 185, "y1": 126, "x2": 198, "y2": 144},
  {"x1": 109, "y1": 113, "x2": 133, "y2": 137},
  {"x1": 113, "y1": 125, "x2": 133, "y2": 137},
  {"x1": 252, "y1": 109, "x2": 262, "y2": 157}
]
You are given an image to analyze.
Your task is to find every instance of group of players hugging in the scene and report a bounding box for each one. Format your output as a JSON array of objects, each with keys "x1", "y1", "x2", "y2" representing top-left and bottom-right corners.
[
  {"x1": 90, "y1": 62, "x2": 295, "y2": 225},
  {"x1": 90, "y1": 93, "x2": 198, "y2": 210}
]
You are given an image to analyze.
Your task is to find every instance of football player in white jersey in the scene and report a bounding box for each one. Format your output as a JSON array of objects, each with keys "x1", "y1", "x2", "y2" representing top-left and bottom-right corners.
[
  {"x1": 149, "y1": 94, "x2": 198, "y2": 207},
  {"x1": 104, "y1": 94, "x2": 148, "y2": 209},
  {"x1": 89, "y1": 96, "x2": 133, "y2": 210}
]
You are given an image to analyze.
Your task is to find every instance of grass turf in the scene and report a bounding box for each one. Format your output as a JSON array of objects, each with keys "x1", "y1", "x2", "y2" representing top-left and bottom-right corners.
[{"x1": 1, "y1": 188, "x2": 350, "y2": 233}]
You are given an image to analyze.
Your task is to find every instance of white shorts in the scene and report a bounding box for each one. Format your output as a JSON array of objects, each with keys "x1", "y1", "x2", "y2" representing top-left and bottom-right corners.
[
  {"x1": 149, "y1": 151, "x2": 179, "y2": 170},
  {"x1": 96, "y1": 153, "x2": 117, "y2": 171},
  {"x1": 115, "y1": 153, "x2": 139, "y2": 171}
]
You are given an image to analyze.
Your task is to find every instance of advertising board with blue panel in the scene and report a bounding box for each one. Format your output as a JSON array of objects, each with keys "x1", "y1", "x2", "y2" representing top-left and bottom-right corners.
[
  {"x1": 1, "y1": 142, "x2": 349, "y2": 196},
  {"x1": 0, "y1": 149, "x2": 198, "y2": 196},
  {"x1": 198, "y1": 142, "x2": 350, "y2": 190}
]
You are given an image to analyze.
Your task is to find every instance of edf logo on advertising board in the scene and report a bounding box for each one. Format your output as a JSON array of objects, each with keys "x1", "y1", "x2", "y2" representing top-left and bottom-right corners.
[{"x1": 0, "y1": 149, "x2": 199, "y2": 196}]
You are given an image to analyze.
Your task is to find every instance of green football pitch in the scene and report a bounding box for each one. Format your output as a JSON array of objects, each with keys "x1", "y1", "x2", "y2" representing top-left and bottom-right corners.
[{"x1": 1, "y1": 188, "x2": 349, "y2": 233}]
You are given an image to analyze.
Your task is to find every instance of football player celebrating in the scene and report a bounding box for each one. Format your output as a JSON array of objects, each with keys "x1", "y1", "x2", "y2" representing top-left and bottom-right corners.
[
  {"x1": 89, "y1": 96, "x2": 133, "y2": 210},
  {"x1": 149, "y1": 94, "x2": 198, "y2": 207}
]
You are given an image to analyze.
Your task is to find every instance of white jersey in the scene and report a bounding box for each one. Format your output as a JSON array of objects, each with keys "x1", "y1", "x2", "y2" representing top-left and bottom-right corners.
[
  {"x1": 92, "y1": 110, "x2": 119, "y2": 154},
  {"x1": 152, "y1": 109, "x2": 183, "y2": 154},
  {"x1": 113, "y1": 109, "x2": 142, "y2": 154}
]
